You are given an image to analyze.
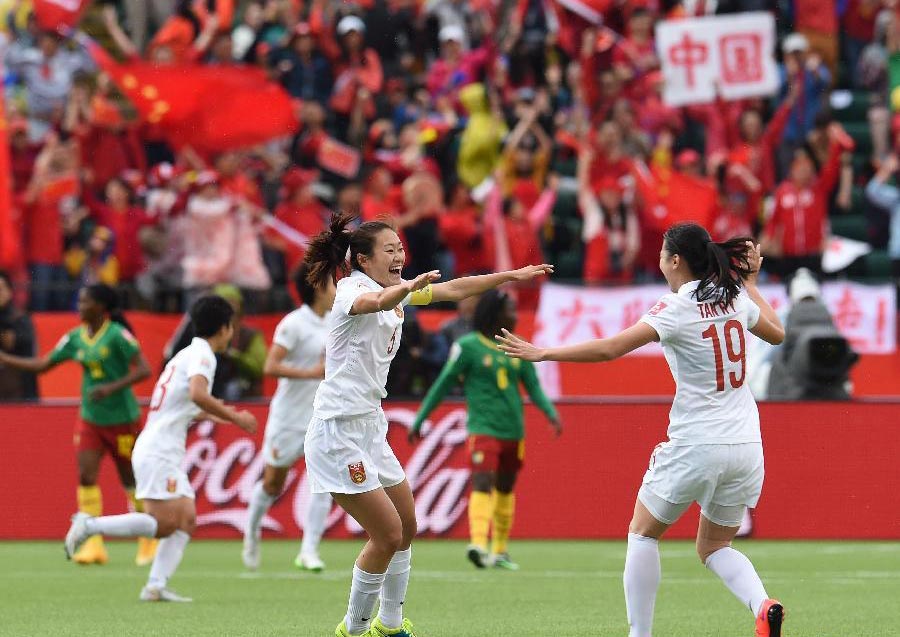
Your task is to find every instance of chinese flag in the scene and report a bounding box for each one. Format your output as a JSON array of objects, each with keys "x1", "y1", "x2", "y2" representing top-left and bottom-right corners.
[
  {"x1": 0, "y1": 87, "x2": 22, "y2": 269},
  {"x1": 87, "y1": 39, "x2": 299, "y2": 153},
  {"x1": 33, "y1": 0, "x2": 92, "y2": 33},
  {"x1": 316, "y1": 136, "x2": 361, "y2": 179},
  {"x1": 633, "y1": 161, "x2": 717, "y2": 231}
]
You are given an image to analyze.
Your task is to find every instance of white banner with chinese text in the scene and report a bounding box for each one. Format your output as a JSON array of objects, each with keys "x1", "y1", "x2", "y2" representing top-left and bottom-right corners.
[{"x1": 655, "y1": 12, "x2": 779, "y2": 106}]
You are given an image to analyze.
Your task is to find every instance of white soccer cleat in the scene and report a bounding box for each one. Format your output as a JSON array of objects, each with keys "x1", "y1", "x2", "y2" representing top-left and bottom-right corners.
[
  {"x1": 139, "y1": 586, "x2": 193, "y2": 602},
  {"x1": 64, "y1": 512, "x2": 92, "y2": 560},
  {"x1": 294, "y1": 552, "x2": 325, "y2": 572},
  {"x1": 242, "y1": 533, "x2": 261, "y2": 571}
]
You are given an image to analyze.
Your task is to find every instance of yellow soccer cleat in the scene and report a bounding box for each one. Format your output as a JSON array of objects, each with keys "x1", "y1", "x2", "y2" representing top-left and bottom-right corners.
[
  {"x1": 135, "y1": 537, "x2": 158, "y2": 566},
  {"x1": 335, "y1": 621, "x2": 373, "y2": 637},
  {"x1": 370, "y1": 618, "x2": 418, "y2": 637},
  {"x1": 73, "y1": 535, "x2": 108, "y2": 565}
]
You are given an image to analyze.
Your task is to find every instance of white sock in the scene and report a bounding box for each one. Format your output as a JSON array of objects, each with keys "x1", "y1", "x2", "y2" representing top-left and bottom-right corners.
[
  {"x1": 344, "y1": 564, "x2": 385, "y2": 635},
  {"x1": 623, "y1": 533, "x2": 660, "y2": 637},
  {"x1": 147, "y1": 530, "x2": 190, "y2": 590},
  {"x1": 300, "y1": 492, "x2": 332, "y2": 556},
  {"x1": 378, "y1": 547, "x2": 411, "y2": 629},
  {"x1": 705, "y1": 546, "x2": 769, "y2": 616},
  {"x1": 85, "y1": 513, "x2": 157, "y2": 538},
  {"x1": 246, "y1": 481, "x2": 276, "y2": 541}
]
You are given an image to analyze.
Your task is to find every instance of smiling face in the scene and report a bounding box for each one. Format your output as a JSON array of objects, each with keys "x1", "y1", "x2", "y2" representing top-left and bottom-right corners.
[{"x1": 357, "y1": 228, "x2": 406, "y2": 288}]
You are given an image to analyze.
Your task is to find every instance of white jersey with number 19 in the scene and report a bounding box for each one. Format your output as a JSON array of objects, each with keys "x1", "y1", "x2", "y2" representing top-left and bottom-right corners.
[
  {"x1": 133, "y1": 337, "x2": 217, "y2": 466},
  {"x1": 640, "y1": 280, "x2": 762, "y2": 446}
]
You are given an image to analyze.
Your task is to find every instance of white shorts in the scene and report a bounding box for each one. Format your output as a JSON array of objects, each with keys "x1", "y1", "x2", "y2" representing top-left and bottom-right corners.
[
  {"x1": 638, "y1": 442, "x2": 764, "y2": 527},
  {"x1": 132, "y1": 453, "x2": 194, "y2": 501},
  {"x1": 303, "y1": 410, "x2": 406, "y2": 495},
  {"x1": 262, "y1": 423, "x2": 307, "y2": 468}
]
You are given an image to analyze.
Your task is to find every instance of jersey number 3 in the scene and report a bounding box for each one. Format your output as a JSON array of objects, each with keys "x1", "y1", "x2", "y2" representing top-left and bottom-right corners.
[
  {"x1": 149, "y1": 365, "x2": 176, "y2": 412},
  {"x1": 701, "y1": 320, "x2": 746, "y2": 392}
]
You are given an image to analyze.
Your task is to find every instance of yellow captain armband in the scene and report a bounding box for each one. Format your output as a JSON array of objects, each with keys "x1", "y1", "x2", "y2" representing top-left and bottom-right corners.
[{"x1": 409, "y1": 284, "x2": 433, "y2": 306}]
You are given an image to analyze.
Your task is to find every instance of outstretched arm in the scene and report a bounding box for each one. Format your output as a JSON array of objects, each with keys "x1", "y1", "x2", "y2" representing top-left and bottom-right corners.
[
  {"x1": 496, "y1": 322, "x2": 658, "y2": 363},
  {"x1": 0, "y1": 351, "x2": 57, "y2": 374},
  {"x1": 430, "y1": 264, "x2": 554, "y2": 303},
  {"x1": 350, "y1": 270, "x2": 442, "y2": 315}
]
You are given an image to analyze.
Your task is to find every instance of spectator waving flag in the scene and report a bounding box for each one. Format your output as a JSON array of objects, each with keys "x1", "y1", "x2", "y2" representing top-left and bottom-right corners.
[
  {"x1": 84, "y1": 37, "x2": 299, "y2": 153},
  {"x1": 632, "y1": 160, "x2": 717, "y2": 231},
  {"x1": 0, "y1": 86, "x2": 22, "y2": 269},
  {"x1": 33, "y1": 0, "x2": 92, "y2": 33}
]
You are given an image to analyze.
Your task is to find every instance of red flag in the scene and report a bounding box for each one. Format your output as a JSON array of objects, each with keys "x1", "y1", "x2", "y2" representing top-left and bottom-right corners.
[
  {"x1": 0, "y1": 87, "x2": 22, "y2": 269},
  {"x1": 633, "y1": 161, "x2": 717, "y2": 231},
  {"x1": 86, "y1": 39, "x2": 299, "y2": 153},
  {"x1": 33, "y1": 0, "x2": 91, "y2": 33},
  {"x1": 316, "y1": 136, "x2": 361, "y2": 179}
]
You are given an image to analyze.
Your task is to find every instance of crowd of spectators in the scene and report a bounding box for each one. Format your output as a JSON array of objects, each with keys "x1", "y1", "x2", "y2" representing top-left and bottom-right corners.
[{"x1": 2, "y1": 0, "x2": 899, "y2": 316}]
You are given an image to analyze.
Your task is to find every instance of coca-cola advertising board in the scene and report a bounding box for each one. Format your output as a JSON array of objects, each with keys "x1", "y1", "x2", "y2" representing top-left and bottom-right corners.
[{"x1": 3, "y1": 402, "x2": 900, "y2": 540}]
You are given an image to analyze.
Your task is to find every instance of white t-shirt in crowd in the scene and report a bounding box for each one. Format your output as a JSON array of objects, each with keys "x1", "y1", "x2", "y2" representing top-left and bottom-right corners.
[
  {"x1": 267, "y1": 304, "x2": 329, "y2": 432},
  {"x1": 640, "y1": 280, "x2": 762, "y2": 446},
  {"x1": 134, "y1": 337, "x2": 217, "y2": 464},
  {"x1": 313, "y1": 270, "x2": 422, "y2": 420}
]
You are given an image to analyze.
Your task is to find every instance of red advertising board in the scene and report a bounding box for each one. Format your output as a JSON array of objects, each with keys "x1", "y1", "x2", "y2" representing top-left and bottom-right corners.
[{"x1": 3, "y1": 401, "x2": 900, "y2": 540}]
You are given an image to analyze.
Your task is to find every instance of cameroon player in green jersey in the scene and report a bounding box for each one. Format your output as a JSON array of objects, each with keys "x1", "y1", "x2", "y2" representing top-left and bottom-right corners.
[
  {"x1": 410, "y1": 290, "x2": 561, "y2": 570},
  {"x1": 0, "y1": 284, "x2": 152, "y2": 565}
]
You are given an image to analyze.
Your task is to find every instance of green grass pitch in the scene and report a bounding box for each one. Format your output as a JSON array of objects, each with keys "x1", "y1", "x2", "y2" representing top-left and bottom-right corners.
[{"x1": 1, "y1": 539, "x2": 898, "y2": 636}]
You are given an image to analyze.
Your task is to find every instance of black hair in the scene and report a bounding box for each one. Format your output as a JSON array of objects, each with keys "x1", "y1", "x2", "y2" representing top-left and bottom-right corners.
[
  {"x1": 85, "y1": 284, "x2": 135, "y2": 334},
  {"x1": 293, "y1": 262, "x2": 318, "y2": 307},
  {"x1": 190, "y1": 295, "x2": 235, "y2": 338},
  {"x1": 304, "y1": 212, "x2": 395, "y2": 288},
  {"x1": 473, "y1": 289, "x2": 513, "y2": 338},
  {"x1": 0, "y1": 270, "x2": 11, "y2": 290},
  {"x1": 662, "y1": 222, "x2": 753, "y2": 308}
]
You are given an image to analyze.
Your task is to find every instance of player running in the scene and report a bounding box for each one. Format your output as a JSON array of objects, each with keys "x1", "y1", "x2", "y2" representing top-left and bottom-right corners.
[
  {"x1": 497, "y1": 223, "x2": 787, "y2": 637},
  {"x1": 409, "y1": 289, "x2": 560, "y2": 571},
  {"x1": 243, "y1": 263, "x2": 336, "y2": 572},
  {"x1": 302, "y1": 213, "x2": 551, "y2": 637},
  {"x1": 0, "y1": 284, "x2": 154, "y2": 566},
  {"x1": 64, "y1": 295, "x2": 258, "y2": 602}
]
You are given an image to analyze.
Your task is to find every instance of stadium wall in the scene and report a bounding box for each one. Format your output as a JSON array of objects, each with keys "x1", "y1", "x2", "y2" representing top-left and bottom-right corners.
[
  {"x1": 4, "y1": 401, "x2": 899, "y2": 540},
  {"x1": 27, "y1": 312, "x2": 900, "y2": 398}
]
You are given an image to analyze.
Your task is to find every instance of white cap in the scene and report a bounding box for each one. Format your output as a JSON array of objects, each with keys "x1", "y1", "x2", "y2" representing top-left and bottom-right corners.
[
  {"x1": 782, "y1": 33, "x2": 809, "y2": 54},
  {"x1": 789, "y1": 268, "x2": 821, "y2": 303},
  {"x1": 439, "y1": 24, "x2": 465, "y2": 43},
  {"x1": 337, "y1": 15, "x2": 365, "y2": 35}
]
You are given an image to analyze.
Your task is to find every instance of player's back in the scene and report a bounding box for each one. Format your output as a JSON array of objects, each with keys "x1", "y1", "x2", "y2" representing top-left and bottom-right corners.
[
  {"x1": 269, "y1": 305, "x2": 327, "y2": 426},
  {"x1": 641, "y1": 281, "x2": 762, "y2": 446},
  {"x1": 134, "y1": 337, "x2": 217, "y2": 463}
]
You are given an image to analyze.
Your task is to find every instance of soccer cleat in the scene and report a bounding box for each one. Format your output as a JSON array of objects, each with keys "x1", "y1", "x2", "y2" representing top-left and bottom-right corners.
[
  {"x1": 491, "y1": 552, "x2": 520, "y2": 571},
  {"x1": 135, "y1": 537, "x2": 158, "y2": 566},
  {"x1": 73, "y1": 535, "x2": 109, "y2": 565},
  {"x1": 139, "y1": 586, "x2": 193, "y2": 603},
  {"x1": 335, "y1": 620, "x2": 372, "y2": 636},
  {"x1": 755, "y1": 599, "x2": 785, "y2": 637},
  {"x1": 294, "y1": 552, "x2": 325, "y2": 572},
  {"x1": 370, "y1": 617, "x2": 418, "y2": 637},
  {"x1": 242, "y1": 533, "x2": 261, "y2": 571},
  {"x1": 466, "y1": 544, "x2": 489, "y2": 569},
  {"x1": 64, "y1": 512, "x2": 92, "y2": 560}
]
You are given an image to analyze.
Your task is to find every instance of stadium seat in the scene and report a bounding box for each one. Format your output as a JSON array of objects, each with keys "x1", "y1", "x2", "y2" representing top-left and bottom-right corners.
[{"x1": 830, "y1": 214, "x2": 868, "y2": 242}]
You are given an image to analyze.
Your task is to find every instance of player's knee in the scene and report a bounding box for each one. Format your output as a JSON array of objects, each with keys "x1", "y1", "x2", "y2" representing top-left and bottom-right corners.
[
  {"x1": 262, "y1": 476, "x2": 283, "y2": 497},
  {"x1": 696, "y1": 538, "x2": 730, "y2": 564},
  {"x1": 471, "y1": 472, "x2": 493, "y2": 493},
  {"x1": 400, "y1": 515, "x2": 417, "y2": 547},
  {"x1": 154, "y1": 517, "x2": 178, "y2": 538},
  {"x1": 376, "y1": 523, "x2": 404, "y2": 554}
]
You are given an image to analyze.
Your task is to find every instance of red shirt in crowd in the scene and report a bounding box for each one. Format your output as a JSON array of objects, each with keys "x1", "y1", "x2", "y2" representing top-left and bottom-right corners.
[
  {"x1": 24, "y1": 174, "x2": 79, "y2": 265},
  {"x1": 438, "y1": 205, "x2": 489, "y2": 276},
  {"x1": 765, "y1": 143, "x2": 841, "y2": 257},
  {"x1": 270, "y1": 200, "x2": 329, "y2": 272},
  {"x1": 84, "y1": 192, "x2": 156, "y2": 281},
  {"x1": 794, "y1": 0, "x2": 837, "y2": 34},
  {"x1": 842, "y1": 0, "x2": 878, "y2": 41}
]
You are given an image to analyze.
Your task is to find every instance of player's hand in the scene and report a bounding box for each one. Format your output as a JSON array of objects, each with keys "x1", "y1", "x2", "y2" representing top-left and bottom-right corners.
[
  {"x1": 549, "y1": 417, "x2": 563, "y2": 438},
  {"x1": 235, "y1": 410, "x2": 258, "y2": 434},
  {"x1": 495, "y1": 328, "x2": 545, "y2": 362},
  {"x1": 407, "y1": 270, "x2": 441, "y2": 293},
  {"x1": 88, "y1": 384, "x2": 114, "y2": 402},
  {"x1": 407, "y1": 427, "x2": 422, "y2": 445},
  {"x1": 508, "y1": 264, "x2": 554, "y2": 282},
  {"x1": 744, "y1": 241, "x2": 763, "y2": 285}
]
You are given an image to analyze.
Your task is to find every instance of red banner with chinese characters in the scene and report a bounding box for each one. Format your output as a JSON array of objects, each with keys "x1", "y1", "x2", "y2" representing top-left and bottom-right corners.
[{"x1": 3, "y1": 401, "x2": 900, "y2": 540}]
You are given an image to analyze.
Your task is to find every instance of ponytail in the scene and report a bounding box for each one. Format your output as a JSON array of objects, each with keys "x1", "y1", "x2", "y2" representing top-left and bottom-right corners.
[
  {"x1": 304, "y1": 212, "x2": 354, "y2": 288},
  {"x1": 85, "y1": 283, "x2": 136, "y2": 335},
  {"x1": 663, "y1": 223, "x2": 753, "y2": 308}
]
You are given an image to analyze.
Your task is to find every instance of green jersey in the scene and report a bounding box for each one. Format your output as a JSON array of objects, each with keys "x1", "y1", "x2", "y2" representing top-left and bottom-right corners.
[
  {"x1": 413, "y1": 332, "x2": 558, "y2": 440},
  {"x1": 49, "y1": 321, "x2": 141, "y2": 426}
]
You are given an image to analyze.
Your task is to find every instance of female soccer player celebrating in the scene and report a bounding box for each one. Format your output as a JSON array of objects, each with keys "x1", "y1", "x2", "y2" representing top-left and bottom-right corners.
[
  {"x1": 303, "y1": 213, "x2": 551, "y2": 637},
  {"x1": 243, "y1": 263, "x2": 336, "y2": 572},
  {"x1": 409, "y1": 290, "x2": 560, "y2": 571},
  {"x1": 0, "y1": 284, "x2": 153, "y2": 565},
  {"x1": 64, "y1": 295, "x2": 258, "y2": 602},
  {"x1": 497, "y1": 223, "x2": 787, "y2": 637}
]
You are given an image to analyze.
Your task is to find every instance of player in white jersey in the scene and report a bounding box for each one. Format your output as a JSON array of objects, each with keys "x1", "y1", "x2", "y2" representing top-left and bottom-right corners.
[
  {"x1": 63, "y1": 296, "x2": 258, "y2": 602},
  {"x1": 303, "y1": 213, "x2": 552, "y2": 637},
  {"x1": 498, "y1": 222, "x2": 788, "y2": 637},
  {"x1": 243, "y1": 263, "x2": 336, "y2": 572}
]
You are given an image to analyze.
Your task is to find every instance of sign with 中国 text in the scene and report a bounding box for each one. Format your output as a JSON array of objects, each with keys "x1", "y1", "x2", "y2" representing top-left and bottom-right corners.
[{"x1": 655, "y1": 12, "x2": 779, "y2": 106}]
